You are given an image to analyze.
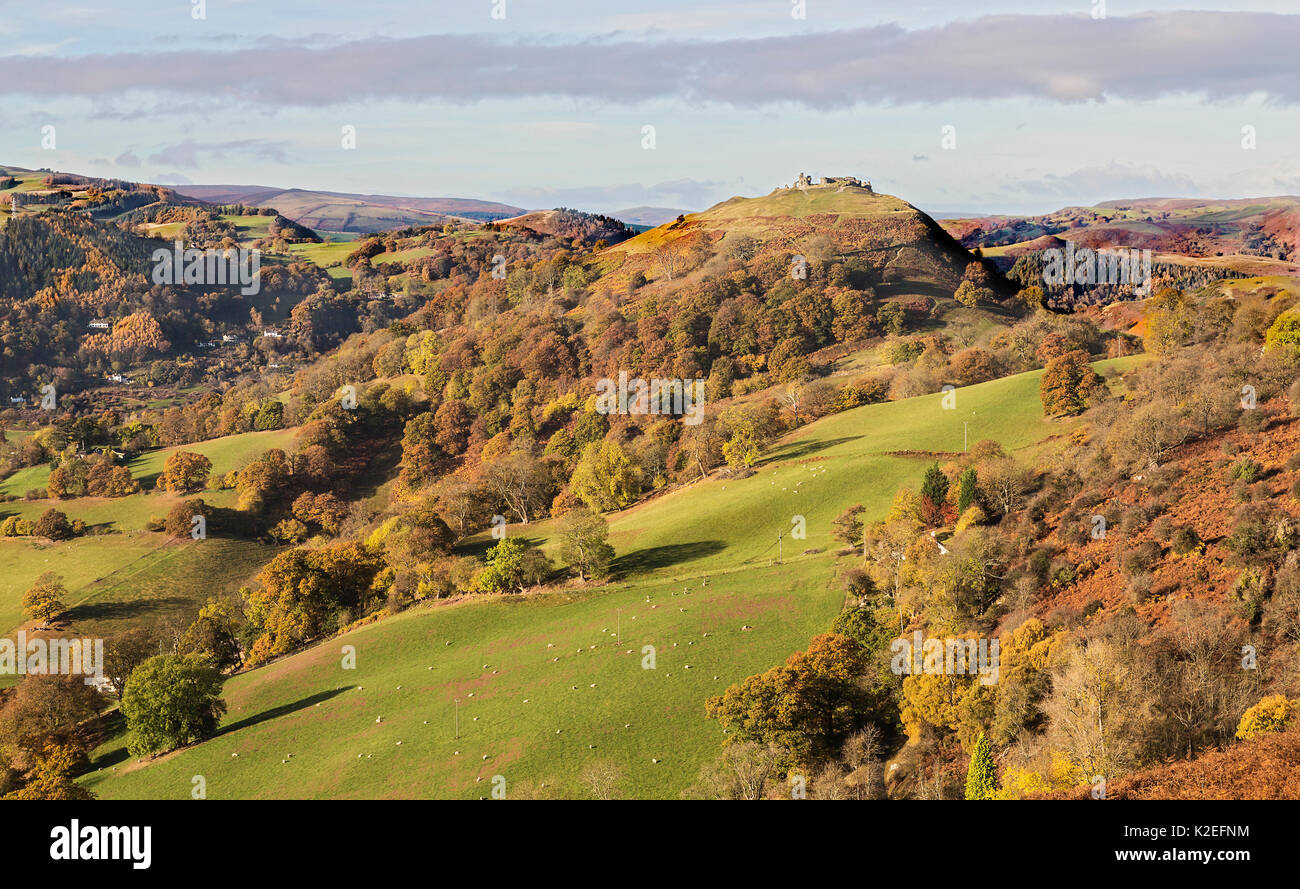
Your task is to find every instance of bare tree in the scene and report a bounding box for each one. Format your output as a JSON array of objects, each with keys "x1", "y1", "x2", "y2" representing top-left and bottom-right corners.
[{"x1": 579, "y1": 760, "x2": 625, "y2": 800}]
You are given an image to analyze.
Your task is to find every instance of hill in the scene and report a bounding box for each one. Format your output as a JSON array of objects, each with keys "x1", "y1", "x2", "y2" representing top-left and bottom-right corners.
[
  {"x1": 942, "y1": 196, "x2": 1300, "y2": 278},
  {"x1": 171, "y1": 185, "x2": 524, "y2": 234},
  {"x1": 609, "y1": 181, "x2": 975, "y2": 295},
  {"x1": 493, "y1": 208, "x2": 633, "y2": 246},
  {"x1": 77, "y1": 359, "x2": 1118, "y2": 799},
  {"x1": 1043, "y1": 726, "x2": 1300, "y2": 799}
]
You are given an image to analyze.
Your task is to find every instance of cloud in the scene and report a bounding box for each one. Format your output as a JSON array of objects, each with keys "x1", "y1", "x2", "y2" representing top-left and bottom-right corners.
[
  {"x1": 1, "y1": 12, "x2": 1298, "y2": 108},
  {"x1": 998, "y1": 162, "x2": 1202, "y2": 203},
  {"x1": 113, "y1": 149, "x2": 140, "y2": 167},
  {"x1": 144, "y1": 138, "x2": 291, "y2": 167}
]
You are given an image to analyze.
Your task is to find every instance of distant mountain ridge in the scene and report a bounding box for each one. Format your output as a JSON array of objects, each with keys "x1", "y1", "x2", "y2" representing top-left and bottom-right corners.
[
  {"x1": 940, "y1": 196, "x2": 1300, "y2": 276},
  {"x1": 171, "y1": 184, "x2": 525, "y2": 234}
]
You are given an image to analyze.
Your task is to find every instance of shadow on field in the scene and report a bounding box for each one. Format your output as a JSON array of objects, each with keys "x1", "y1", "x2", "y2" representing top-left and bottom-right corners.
[
  {"x1": 611, "y1": 540, "x2": 726, "y2": 576},
  {"x1": 765, "y1": 435, "x2": 861, "y2": 463},
  {"x1": 218, "y1": 686, "x2": 354, "y2": 736},
  {"x1": 65, "y1": 595, "x2": 192, "y2": 623},
  {"x1": 455, "y1": 532, "x2": 546, "y2": 559}
]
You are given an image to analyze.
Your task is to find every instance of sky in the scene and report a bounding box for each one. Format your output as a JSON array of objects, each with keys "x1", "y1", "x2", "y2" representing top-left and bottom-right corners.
[{"x1": 0, "y1": 0, "x2": 1298, "y2": 216}]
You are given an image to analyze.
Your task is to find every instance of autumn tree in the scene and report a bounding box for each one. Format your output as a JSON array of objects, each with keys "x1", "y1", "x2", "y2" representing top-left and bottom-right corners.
[
  {"x1": 432, "y1": 398, "x2": 473, "y2": 456},
  {"x1": 1043, "y1": 637, "x2": 1155, "y2": 781},
  {"x1": 1040, "y1": 349, "x2": 1103, "y2": 417},
  {"x1": 158, "y1": 451, "x2": 212, "y2": 494},
  {"x1": 479, "y1": 454, "x2": 552, "y2": 525},
  {"x1": 32, "y1": 508, "x2": 74, "y2": 541},
  {"x1": 706, "y1": 633, "x2": 877, "y2": 764},
  {"x1": 569, "y1": 440, "x2": 640, "y2": 512},
  {"x1": 832, "y1": 504, "x2": 866, "y2": 547},
  {"x1": 243, "y1": 543, "x2": 387, "y2": 662},
  {"x1": 22, "y1": 572, "x2": 66, "y2": 624}
]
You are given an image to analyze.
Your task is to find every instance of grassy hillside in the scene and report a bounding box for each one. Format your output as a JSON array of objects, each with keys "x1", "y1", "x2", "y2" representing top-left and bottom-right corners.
[
  {"x1": 80, "y1": 357, "x2": 1137, "y2": 799},
  {"x1": 500, "y1": 356, "x2": 1141, "y2": 577}
]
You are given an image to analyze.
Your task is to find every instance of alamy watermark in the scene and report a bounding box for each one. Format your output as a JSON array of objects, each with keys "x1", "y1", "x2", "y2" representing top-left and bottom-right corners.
[
  {"x1": 890, "y1": 630, "x2": 1000, "y2": 685},
  {"x1": 152, "y1": 240, "x2": 261, "y2": 296},
  {"x1": 0, "y1": 631, "x2": 104, "y2": 685},
  {"x1": 595, "y1": 371, "x2": 705, "y2": 425},
  {"x1": 1042, "y1": 243, "x2": 1151, "y2": 296}
]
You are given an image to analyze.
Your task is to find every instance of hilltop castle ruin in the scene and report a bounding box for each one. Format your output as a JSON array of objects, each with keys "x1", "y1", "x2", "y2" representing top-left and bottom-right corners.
[{"x1": 784, "y1": 173, "x2": 872, "y2": 192}]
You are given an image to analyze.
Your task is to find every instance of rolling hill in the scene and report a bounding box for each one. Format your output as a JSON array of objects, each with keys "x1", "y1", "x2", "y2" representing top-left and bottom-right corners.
[
  {"x1": 171, "y1": 184, "x2": 524, "y2": 233},
  {"x1": 604, "y1": 180, "x2": 982, "y2": 301},
  {"x1": 77, "y1": 358, "x2": 1133, "y2": 799},
  {"x1": 942, "y1": 196, "x2": 1300, "y2": 277}
]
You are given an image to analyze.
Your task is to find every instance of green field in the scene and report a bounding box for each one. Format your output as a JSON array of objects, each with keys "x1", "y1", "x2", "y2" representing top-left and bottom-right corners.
[
  {"x1": 497, "y1": 356, "x2": 1140, "y2": 578},
  {"x1": 0, "y1": 534, "x2": 162, "y2": 636},
  {"x1": 374, "y1": 246, "x2": 438, "y2": 264},
  {"x1": 127, "y1": 428, "x2": 299, "y2": 488},
  {"x1": 222, "y1": 214, "x2": 273, "y2": 242},
  {"x1": 286, "y1": 241, "x2": 356, "y2": 269},
  {"x1": 0, "y1": 534, "x2": 282, "y2": 689},
  {"x1": 80, "y1": 358, "x2": 1138, "y2": 799},
  {"x1": 83, "y1": 556, "x2": 841, "y2": 799},
  {"x1": 1, "y1": 428, "x2": 300, "y2": 649}
]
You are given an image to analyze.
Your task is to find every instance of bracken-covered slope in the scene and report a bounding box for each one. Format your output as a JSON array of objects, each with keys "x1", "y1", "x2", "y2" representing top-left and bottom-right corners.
[{"x1": 603, "y1": 182, "x2": 979, "y2": 298}]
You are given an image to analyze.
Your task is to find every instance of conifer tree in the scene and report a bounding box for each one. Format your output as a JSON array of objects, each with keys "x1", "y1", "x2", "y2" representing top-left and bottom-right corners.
[{"x1": 964, "y1": 732, "x2": 998, "y2": 800}]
